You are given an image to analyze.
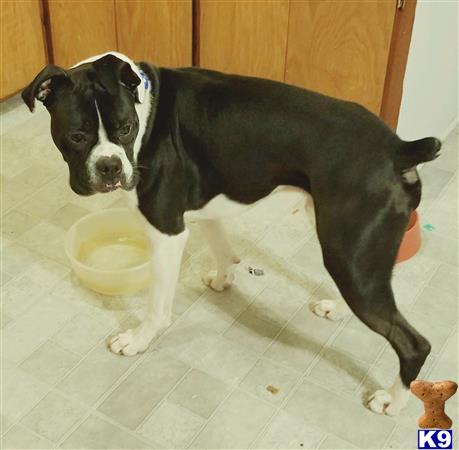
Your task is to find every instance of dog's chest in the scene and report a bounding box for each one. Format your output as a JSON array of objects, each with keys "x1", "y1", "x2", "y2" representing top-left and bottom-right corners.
[
  {"x1": 124, "y1": 189, "x2": 252, "y2": 221},
  {"x1": 184, "y1": 194, "x2": 254, "y2": 220}
]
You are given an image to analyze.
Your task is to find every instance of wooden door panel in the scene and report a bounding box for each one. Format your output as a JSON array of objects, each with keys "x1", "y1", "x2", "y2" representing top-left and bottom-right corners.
[
  {"x1": 380, "y1": 0, "x2": 417, "y2": 129},
  {"x1": 1, "y1": 0, "x2": 47, "y2": 99},
  {"x1": 48, "y1": 0, "x2": 117, "y2": 68},
  {"x1": 199, "y1": 0, "x2": 289, "y2": 81},
  {"x1": 116, "y1": 0, "x2": 192, "y2": 67},
  {"x1": 285, "y1": 1, "x2": 395, "y2": 114}
]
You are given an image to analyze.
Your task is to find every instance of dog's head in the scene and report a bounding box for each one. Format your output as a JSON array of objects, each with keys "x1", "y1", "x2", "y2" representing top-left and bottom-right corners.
[{"x1": 22, "y1": 52, "x2": 149, "y2": 196}]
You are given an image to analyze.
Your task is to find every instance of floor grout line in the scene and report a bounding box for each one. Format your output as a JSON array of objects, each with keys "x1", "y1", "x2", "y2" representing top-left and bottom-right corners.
[
  {"x1": 2, "y1": 327, "x2": 115, "y2": 441},
  {"x1": 54, "y1": 346, "x2": 154, "y2": 448},
  {"x1": 181, "y1": 264, "x2": 324, "y2": 448},
  {"x1": 246, "y1": 284, "x2": 352, "y2": 448},
  {"x1": 133, "y1": 366, "x2": 194, "y2": 434},
  {"x1": 314, "y1": 434, "x2": 331, "y2": 450},
  {"x1": 1, "y1": 281, "x2": 139, "y2": 438},
  {"x1": 424, "y1": 320, "x2": 458, "y2": 380},
  {"x1": 1, "y1": 171, "x2": 62, "y2": 218},
  {"x1": 2, "y1": 276, "x2": 72, "y2": 334},
  {"x1": 52, "y1": 347, "x2": 189, "y2": 449}
]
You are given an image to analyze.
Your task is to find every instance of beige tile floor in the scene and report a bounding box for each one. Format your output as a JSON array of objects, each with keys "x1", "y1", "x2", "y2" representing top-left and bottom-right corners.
[{"x1": 1, "y1": 96, "x2": 457, "y2": 449}]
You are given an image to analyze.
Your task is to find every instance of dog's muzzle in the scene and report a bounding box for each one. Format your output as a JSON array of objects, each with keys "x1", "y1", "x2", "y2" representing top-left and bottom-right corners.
[{"x1": 95, "y1": 155, "x2": 125, "y2": 192}]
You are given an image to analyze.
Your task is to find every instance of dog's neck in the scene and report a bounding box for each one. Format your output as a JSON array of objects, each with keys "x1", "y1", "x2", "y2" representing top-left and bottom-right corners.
[
  {"x1": 133, "y1": 65, "x2": 153, "y2": 163},
  {"x1": 133, "y1": 63, "x2": 160, "y2": 164}
]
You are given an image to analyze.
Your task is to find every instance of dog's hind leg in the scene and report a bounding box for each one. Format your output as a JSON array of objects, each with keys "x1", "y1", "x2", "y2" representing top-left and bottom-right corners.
[
  {"x1": 199, "y1": 219, "x2": 240, "y2": 291},
  {"x1": 304, "y1": 195, "x2": 351, "y2": 321},
  {"x1": 316, "y1": 201, "x2": 431, "y2": 415}
]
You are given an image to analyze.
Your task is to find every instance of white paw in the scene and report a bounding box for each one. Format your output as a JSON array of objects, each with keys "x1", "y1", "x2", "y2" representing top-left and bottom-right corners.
[
  {"x1": 202, "y1": 270, "x2": 234, "y2": 292},
  {"x1": 311, "y1": 299, "x2": 345, "y2": 321},
  {"x1": 367, "y1": 390, "x2": 401, "y2": 416},
  {"x1": 109, "y1": 324, "x2": 156, "y2": 356}
]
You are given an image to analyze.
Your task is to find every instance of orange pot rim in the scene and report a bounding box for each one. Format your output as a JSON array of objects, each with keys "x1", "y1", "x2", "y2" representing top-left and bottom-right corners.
[{"x1": 396, "y1": 210, "x2": 421, "y2": 263}]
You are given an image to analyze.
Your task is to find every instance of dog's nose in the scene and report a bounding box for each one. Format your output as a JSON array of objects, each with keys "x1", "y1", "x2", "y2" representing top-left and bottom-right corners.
[{"x1": 96, "y1": 156, "x2": 122, "y2": 179}]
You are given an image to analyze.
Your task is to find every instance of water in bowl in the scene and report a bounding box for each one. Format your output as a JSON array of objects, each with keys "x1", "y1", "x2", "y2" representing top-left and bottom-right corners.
[{"x1": 78, "y1": 234, "x2": 150, "y2": 271}]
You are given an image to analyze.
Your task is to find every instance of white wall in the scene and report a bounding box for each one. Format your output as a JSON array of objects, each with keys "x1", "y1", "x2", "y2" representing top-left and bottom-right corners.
[{"x1": 397, "y1": 0, "x2": 458, "y2": 141}]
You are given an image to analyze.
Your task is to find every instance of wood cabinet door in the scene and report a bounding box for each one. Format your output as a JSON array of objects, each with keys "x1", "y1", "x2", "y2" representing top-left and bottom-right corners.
[
  {"x1": 47, "y1": 0, "x2": 117, "y2": 68},
  {"x1": 199, "y1": 0, "x2": 289, "y2": 81},
  {"x1": 285, "y1": 1, "x2": 396, "y2": 115},
  {"x1": 1, "y1": 0, "x2": 47, "y2": 99},
  {"x1": 116, "y1": 0, "x2": 192, "y2": 67}
]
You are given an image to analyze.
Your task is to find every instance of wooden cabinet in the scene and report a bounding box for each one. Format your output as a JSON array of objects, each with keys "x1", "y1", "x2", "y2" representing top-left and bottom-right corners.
[
  {"x1": 116, "y1": 0, "x2": 192, "y2": 67},
  {"x1": 0, "y1": 0, "x2": 191, "y2": 98},
  {"x1": 47, "y1": 0, "x2": 117, "y2": 68},
  {"x1": 1, "y1": 0, "x2": 412, "y2": 124},
  {"x1": 285, "y1": 1, "x2": 396, "y2": 115},
  {"x1": 47, "y1": 0, "x2": 192, "y2": 68},
  {"x1": 198, "y1": 0, "x2": 400, "y2": 117},
  {"x1": 199, "y1": 0, "x2": 289, "y2": 81},
  {"x1": 0, "y1": 0, "x2": 47, "y2": 99}
]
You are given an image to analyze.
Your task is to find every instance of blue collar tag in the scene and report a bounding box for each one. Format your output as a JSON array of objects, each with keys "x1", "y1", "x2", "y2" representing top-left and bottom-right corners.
[{"x1": 139, "y1": 70, "x2": 149, "y2": 90}]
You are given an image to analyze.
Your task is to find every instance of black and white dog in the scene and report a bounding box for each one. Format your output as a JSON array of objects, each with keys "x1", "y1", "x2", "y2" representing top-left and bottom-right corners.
[{"x1": 22, "y1": 52, "x2": 441, "y2": 416}]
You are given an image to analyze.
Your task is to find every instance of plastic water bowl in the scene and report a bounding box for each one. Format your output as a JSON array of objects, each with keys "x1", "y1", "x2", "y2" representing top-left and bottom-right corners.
[{"x1": 64, "y1": 208, "x2": 151, "y2": 296}]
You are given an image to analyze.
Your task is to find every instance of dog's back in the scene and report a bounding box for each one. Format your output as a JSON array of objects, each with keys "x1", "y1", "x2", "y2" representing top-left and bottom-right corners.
[{"x1": 144, "y1": 65, "x2": 441, "y2": 209}]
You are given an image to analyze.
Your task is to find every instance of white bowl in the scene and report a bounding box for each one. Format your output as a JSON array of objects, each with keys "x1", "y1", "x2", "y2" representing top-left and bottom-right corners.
[{"x1": 64, "y1": 208, "x2": 151, "y2": 296}]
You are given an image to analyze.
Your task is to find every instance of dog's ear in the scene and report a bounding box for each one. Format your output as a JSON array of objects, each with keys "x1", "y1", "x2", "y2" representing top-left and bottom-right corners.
[
  {"x1": 22, "y1": 65, "x2": 72, "y2": 112},
  {"x1": 92, "y1": 54, "x2": 142, "y2": 102}
]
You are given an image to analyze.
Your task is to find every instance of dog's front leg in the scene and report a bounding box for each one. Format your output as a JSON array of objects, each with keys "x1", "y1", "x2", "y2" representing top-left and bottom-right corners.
[{"x1": 109, "y1": 226, "x2": 189, "y2": 356}]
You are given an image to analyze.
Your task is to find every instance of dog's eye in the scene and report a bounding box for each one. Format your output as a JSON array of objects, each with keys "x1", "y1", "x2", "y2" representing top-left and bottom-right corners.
[
  {"x1": 70, "y1": 133, "x2": 85, "y2": 143},
  {"x1": 119, "y1": 124, "x2": 131, "y2": 136}
]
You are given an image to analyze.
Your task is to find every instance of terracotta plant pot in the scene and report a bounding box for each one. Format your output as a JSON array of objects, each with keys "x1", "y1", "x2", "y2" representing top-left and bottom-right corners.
[{"x1": 396, "y1": 210, "x2": 421, "y2": 263}]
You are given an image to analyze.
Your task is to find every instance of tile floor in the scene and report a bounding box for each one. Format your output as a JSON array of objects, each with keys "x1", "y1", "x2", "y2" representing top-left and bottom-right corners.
[{"x1": 1, "y1": 96, "x2": 457, "y2": 449}]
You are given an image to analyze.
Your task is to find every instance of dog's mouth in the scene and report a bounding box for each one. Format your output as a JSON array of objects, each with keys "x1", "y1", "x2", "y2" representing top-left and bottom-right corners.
[
  {"x1": 70, "y1": 168, "x2": 139, "y2": 196},
  {"x1": 98, "y1": 180, "x2": 124, "y2": 193},
  {"x1": 93, "y1": 174, "x2": 138, "y2": 194},
  {"x1": 70, "y1": 177, "x2": 125, "y2": 196}
]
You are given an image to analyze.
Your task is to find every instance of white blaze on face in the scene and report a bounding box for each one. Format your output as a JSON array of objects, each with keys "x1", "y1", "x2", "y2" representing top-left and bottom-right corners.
[{"x1": 86, "y1": 102, "x2": 134, "y2": 185}]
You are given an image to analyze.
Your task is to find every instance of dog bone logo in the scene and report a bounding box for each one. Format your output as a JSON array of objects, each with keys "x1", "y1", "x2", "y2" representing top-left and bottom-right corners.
[{"x1": 410, "y1": 380, "x2": 458, "y2": 429}]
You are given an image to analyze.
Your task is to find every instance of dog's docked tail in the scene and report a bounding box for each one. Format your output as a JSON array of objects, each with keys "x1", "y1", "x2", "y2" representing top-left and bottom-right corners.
[{"x1": 396, "y1": 137, "x2": 442, "y2": 170}]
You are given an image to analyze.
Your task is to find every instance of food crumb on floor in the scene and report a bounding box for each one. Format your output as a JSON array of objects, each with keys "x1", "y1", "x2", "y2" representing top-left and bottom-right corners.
[{"x1": 266, "y1": 384, "x2": 279, "y2": 394}]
